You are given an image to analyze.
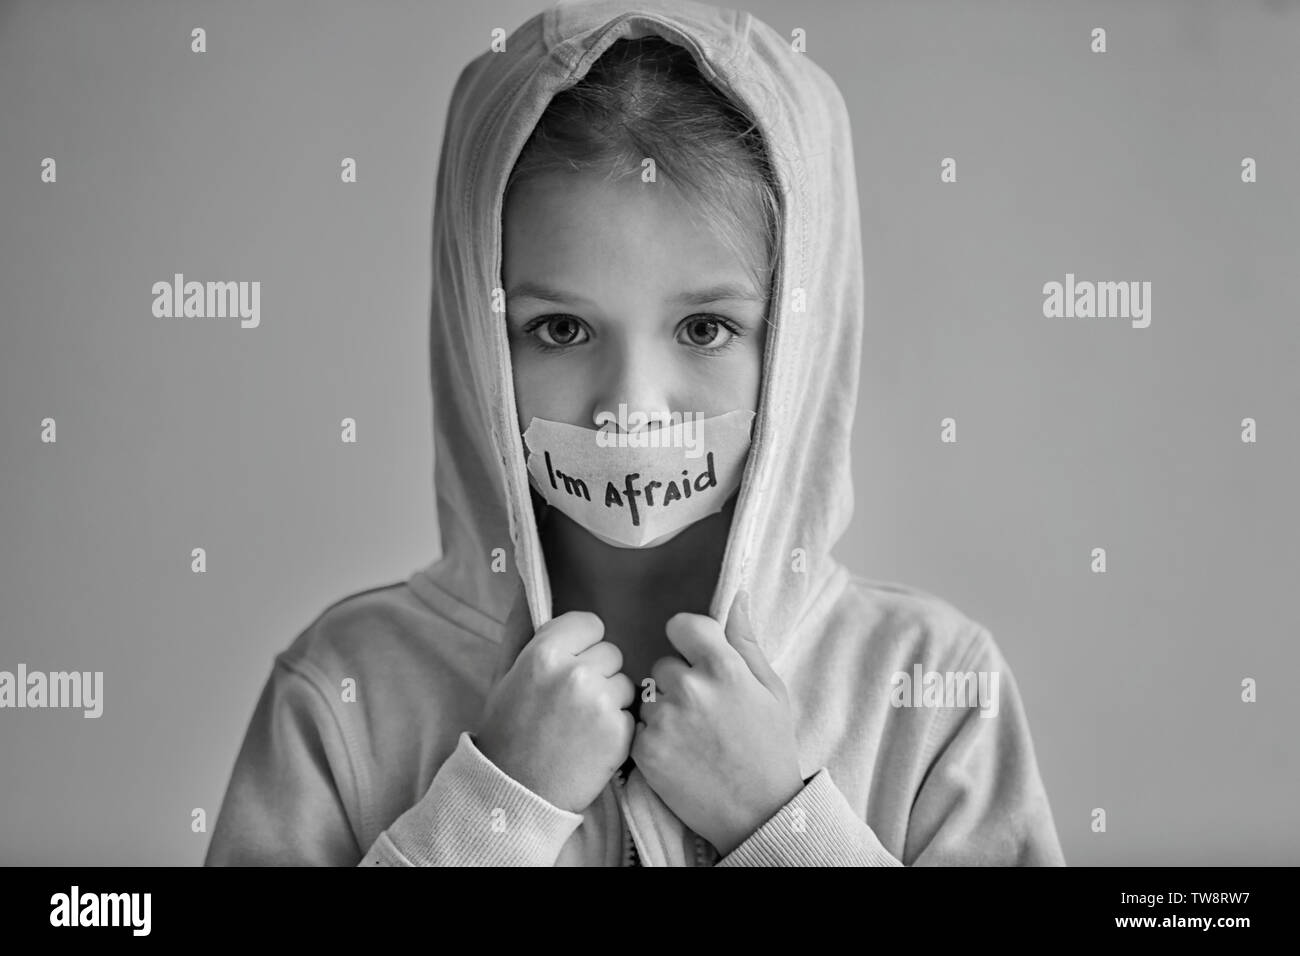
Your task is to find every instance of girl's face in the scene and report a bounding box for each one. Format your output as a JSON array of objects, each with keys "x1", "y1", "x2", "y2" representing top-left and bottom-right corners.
[{"x1": 502, "y1": 170, "x2": 768, "y2": 435}]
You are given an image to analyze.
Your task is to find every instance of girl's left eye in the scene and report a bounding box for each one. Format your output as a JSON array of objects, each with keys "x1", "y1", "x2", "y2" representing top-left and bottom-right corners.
[{"x1": 678, "y1": 315, "x2": 743, "y2": 352}]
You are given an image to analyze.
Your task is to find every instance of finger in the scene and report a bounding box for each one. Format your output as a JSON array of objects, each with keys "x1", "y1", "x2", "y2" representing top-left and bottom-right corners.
[
  {"x1": 663, "y1": 612, "x2": 732, "y2": 673},
  {"x1": 724, "y1": 589, "x2": 787, "y2": 700},
  {"x1": 536, "y1": 609, "x2": 606, "y2": 656},
  {"x1": 575, "y1": 640, "x2": 623, "y2": 678},
  {"x1": 607, "y1": 671, "x2": 637, "y2": 710},
  {"x1": 648, "y1": 654, "x2": 689, "y2": 699},
  {"x1": 617, "y1": 708, "x2": 636, "y2": 752}
]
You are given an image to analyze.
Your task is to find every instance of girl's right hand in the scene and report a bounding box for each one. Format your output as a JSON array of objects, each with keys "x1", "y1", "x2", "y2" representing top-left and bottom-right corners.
[{"x1": 474, "y1": 611, "x2": 636, "y2": 814}]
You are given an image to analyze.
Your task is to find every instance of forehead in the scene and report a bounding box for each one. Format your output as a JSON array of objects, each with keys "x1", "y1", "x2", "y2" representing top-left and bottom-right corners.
[{"x1": 502, "y1": 170, "x2": 765, "y2": 294}]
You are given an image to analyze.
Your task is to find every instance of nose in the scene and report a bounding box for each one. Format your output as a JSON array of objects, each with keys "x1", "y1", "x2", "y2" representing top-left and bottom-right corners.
[{"x1": 591, "y1": 340, "x2": 675, "y2": 433}]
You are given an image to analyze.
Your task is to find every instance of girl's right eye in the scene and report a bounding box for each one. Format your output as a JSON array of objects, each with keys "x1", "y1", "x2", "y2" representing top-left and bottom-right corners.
[{"x1": 524, "y1": 315, "x2": 589, "y2": 351}]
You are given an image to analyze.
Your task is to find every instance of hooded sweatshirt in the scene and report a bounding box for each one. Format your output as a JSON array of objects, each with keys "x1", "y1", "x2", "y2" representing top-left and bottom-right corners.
[{"x1": 205, "y1": 0, "x2": 1066, "y2": 867}]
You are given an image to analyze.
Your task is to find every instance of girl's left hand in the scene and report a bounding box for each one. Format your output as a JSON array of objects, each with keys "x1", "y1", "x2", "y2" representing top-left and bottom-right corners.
[{"x1": 631, "y1": 590, "x2": 806, "y2": 858}]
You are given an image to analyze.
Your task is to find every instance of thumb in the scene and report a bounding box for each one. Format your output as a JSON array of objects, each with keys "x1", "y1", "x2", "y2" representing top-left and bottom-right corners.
[
  {"x1": 490, "y1": 584, "x2": 537, "y2": 687},
  {"x1": 724, "y1": 589, "x2": 786, "y2": 701}
]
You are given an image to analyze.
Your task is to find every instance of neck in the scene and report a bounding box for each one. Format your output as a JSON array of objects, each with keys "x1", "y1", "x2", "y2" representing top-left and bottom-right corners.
[{"x1": 540, "y1": 493, "x2": 737, "y2": 616}]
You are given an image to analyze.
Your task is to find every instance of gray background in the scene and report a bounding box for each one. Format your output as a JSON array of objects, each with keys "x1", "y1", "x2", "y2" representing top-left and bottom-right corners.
[{"x1": 1, "y1": 0, "x2": 1296, "y2": 865}]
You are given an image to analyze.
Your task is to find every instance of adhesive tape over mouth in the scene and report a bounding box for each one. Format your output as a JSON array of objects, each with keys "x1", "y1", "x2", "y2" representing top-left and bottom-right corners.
[{"x1": 521, "y1": 409, "x2": 756, "y2": 549}]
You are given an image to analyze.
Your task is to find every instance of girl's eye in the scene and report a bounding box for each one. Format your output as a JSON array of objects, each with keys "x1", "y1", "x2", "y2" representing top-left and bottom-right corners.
[
  {"x1": 518, "y1": 313, "x2": 745, "y2": 355},
  {"x1": 526, "y1": 315, "x2": 589, "y2": 350},
  {"x1": 679, "y1": 315, "x2": 742, "y2": 352}
]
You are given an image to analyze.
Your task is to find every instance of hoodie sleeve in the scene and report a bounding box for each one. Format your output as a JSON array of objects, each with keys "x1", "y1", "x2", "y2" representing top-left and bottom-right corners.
[
  {"x1": 359, "y1": 731, "x2": 586, "y2": 867},
  {"x1": 205, "y1": 656, "x2": 585, "y2": 867},
  {"x1": 714, "y1": 627, "x2": 1065, "y2": 867}
]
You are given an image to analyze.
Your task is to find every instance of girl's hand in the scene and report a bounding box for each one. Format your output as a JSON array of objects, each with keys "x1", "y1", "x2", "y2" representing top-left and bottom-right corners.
[
  {"x1": 476, "y1": 609, "x2": 637, "y2": 815},
  {"x1": 631, "y1": 590, "x2": 805, "y2": 858}
]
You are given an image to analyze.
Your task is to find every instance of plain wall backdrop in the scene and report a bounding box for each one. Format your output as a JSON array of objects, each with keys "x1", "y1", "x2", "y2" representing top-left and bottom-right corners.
[{"x1": 1, "y1": 0, "x2": 1297, "y2": 865}]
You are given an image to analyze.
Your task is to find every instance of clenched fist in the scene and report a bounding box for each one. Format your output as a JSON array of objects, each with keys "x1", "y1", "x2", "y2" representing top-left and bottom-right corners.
[{"x1": 475, "y1": 610, "x2": 636, "y2": 814}]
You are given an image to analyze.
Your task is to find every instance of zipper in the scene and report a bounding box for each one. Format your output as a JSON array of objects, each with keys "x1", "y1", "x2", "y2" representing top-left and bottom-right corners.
[
  {"x1": 615, "y1": 768, "x2": 638, "y2": 866},
  {"x1": 695, "y1": 832, "x2": 713, "y2": 867},
  {"x1": 615, "y1": 767, "x2": 716, "y2": 867}
]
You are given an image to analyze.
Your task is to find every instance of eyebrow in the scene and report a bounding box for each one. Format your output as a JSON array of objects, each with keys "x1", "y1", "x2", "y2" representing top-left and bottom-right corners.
[{"x1": 505, "y1": 281, "x2": 765, "y2": 308}]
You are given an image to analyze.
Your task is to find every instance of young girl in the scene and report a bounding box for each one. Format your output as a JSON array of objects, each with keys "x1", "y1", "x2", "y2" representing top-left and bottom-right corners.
[{"x1": 206, "y1": 0, "x2": 1065, "y2": 867}]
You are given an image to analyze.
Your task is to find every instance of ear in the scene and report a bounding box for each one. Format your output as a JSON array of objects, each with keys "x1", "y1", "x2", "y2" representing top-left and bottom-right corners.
[{"x1": 724, "y1": 589, "x2": 786, "y2": 702}]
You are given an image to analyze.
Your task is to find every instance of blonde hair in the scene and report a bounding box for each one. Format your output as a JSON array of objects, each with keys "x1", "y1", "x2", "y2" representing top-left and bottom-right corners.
[{"x1": 505, "y1": 36, "x2": 780, "y2": 301}]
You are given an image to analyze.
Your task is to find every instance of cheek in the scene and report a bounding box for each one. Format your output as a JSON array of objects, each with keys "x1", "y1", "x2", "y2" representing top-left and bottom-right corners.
[
  {"x1": 510, "y1": 352, "x2": 575, "y2": 431},
  {"x1": 720, "y1": 344, "x2": 764, "y2": 414},
  {"x1": 680, "y1": 351, "x2": 763, "y2": 418},
  {"x1": 742, "y1": 334, "x2": 766, "y2": 410}
]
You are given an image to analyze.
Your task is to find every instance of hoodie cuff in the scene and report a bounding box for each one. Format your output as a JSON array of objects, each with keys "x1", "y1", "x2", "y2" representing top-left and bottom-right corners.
[
  {"x1": 369, "y1": 730, "x2": 584, "y2": 866},
  {"x1": 714, "y1": 769, "x2": 904, "y2": 867}
]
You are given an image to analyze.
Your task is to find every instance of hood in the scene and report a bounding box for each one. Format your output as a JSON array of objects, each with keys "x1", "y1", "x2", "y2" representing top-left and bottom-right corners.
[{"x1": 420, "y1": 0, "x2": 863, "y2": 668}]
